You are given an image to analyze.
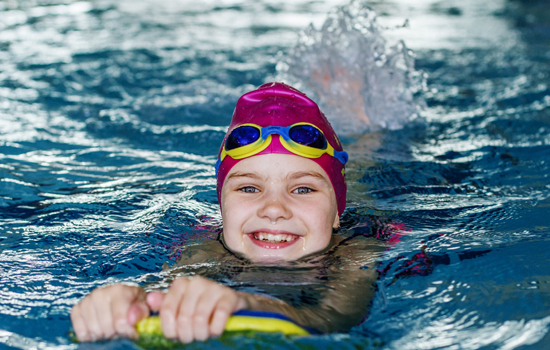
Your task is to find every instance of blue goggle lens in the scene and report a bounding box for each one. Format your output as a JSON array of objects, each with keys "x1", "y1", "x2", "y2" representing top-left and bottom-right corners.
[
  {"x1": 289, "y1": 125, "x2": 327, "y2": 149},
  {"x1": 225, "y1": 126, "x2": 261, "y2": 151}
]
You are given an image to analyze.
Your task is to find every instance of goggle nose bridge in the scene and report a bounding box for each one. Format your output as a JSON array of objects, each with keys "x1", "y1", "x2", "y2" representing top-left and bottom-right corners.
[
  {"x1": 260, "y1": 125, "x2": 328, "y2": 150},
  {"x1": 260, "y1": 125, "x2": 292, "y2": 143}
]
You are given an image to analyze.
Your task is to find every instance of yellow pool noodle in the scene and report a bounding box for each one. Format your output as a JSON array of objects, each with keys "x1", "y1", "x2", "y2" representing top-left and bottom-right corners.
[{"x1": 136, "y1": 314, "x2": 310, "y2": 337}]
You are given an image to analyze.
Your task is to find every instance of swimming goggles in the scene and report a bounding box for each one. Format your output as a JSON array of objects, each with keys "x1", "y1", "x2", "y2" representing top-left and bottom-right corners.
[{"x1": 215, "y1": 123, "x2": 348, "y2": 174}]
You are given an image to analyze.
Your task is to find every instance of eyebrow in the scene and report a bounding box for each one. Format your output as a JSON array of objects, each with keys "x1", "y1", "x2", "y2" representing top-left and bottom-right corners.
[
  {"x1": 287, "y1": 171, "x2": 327, "y2": 182},
  {"x1": 226, "y1": 170, "x2": 328, "y2": 183},
  {"x1": 226, "y1": 172, "x2": 265, "y2": 181}
]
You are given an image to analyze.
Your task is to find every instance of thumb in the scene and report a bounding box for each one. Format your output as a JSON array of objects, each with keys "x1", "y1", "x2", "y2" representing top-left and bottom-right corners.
[
  {"x1": 146, "y1": 291, "x2": 165, "y2": 313},
  {"x1": 127, "y1": 298, "x2": 150, "y2": 326}
]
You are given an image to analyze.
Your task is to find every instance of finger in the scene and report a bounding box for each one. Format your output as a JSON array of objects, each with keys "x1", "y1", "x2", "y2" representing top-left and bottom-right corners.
[
  {"x1": 176, "y1": 278, "x2": 206, "y2": 343},
  {"x1": 124, "y1": 286, "x2": 148, "y2": 326},
  {"x1": 80, "y1": 293, "x2": 104, "y2": 341},
  {"x1": 209, "y1": 309, "x2": 230, "y2": 337},
  {"x1": 123, "y1": 303, "x2": 148, "y2": 340},
  {"x1": 209, "y1": 293, "x2": 239, "y2": 337},
  {"x1": 192, "y1": 286, "x2": 224, "y2": 341},
  {"x1": 146, "y1": 291, "x2": 165, "y2": 312},
  {"x1": 92, "y1": 289, "x2": 117, "y2": 339},
  {"x1": 112, "y1": 288, "x2": 148, "y2": 338},
  {"x1": 127, "y1": 302, "x2": 149, "y2": 326},
  {"x1": 71, "y1": 303, "x2": 91, "y2": 342},
  {"x1": 160, "y1": 278, "x2": 188, "y2": 340}
]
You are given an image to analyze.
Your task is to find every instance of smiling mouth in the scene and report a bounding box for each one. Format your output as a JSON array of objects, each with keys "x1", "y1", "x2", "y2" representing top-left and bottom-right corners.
[
  {"x1": 247, "y1": 231, "x2": 301, "y2": 249},
  {"x1": 252, "y1": 232, "x2": 299, "y2": 243}
]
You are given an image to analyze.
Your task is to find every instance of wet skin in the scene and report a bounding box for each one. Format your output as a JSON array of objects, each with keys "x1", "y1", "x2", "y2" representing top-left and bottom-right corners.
[{"x1": 220, "y1": 153, "x2": 340, "y2": 263}]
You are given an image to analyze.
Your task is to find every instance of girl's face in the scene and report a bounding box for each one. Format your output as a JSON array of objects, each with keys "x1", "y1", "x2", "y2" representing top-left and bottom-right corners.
[{"x1": 220, "y1": 153, "x2": 340, "y2": 263}]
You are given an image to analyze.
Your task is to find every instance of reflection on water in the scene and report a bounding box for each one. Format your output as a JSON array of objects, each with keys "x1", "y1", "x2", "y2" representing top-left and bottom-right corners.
[{"x1": 0, "y1": 0, "x2": 550, "y2": 349}]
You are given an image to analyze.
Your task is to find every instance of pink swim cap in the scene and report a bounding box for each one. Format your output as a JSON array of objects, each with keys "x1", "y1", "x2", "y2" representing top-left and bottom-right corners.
[{"x1": 216, "y1": 82, "x2": 347, "y2": 216}]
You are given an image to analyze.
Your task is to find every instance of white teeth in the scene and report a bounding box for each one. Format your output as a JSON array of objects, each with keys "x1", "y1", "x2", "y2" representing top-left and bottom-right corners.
[{"x1": 253, "y1": 232, "x2": 296, "y2": 243}]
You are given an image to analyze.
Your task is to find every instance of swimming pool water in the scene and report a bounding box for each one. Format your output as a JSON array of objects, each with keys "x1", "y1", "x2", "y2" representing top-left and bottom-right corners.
[{"x1": 1, "y1": 0, "x2": 549, "y2": 349}]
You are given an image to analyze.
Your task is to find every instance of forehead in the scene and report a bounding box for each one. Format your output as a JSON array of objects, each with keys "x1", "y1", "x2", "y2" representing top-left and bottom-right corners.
[{"x1": 227, "y1": 153, "x2": 330, "y2": 181}]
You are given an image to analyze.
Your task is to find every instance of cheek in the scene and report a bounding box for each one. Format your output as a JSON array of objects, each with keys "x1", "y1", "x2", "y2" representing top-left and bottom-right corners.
[
  {"x1": 318, "y1": 196, "x2": 338, "y2": 226},
  {"x1": 301, "y1": 202, "x2": 335, "y2": 237},
  {"x1": 221, "y1": 195, "x2": 250, "y2": 247},
  {"x1": 313, "y1": 199, "x2": 337, "y2": 224}
]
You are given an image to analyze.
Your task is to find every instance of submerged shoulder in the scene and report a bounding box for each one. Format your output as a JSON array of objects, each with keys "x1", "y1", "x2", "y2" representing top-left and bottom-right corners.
[
  {"x1": 328, "y1": 234, "x2": 386, "y2": 270},
  {"x1": 176, "y1": 239, "x2": 230, "y2": 266}
]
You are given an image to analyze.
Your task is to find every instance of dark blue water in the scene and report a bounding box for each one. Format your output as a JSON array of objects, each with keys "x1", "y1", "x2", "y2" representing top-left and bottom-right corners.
[{"x1": 1, "y1": 0, "x2": 549, "y2": 349}]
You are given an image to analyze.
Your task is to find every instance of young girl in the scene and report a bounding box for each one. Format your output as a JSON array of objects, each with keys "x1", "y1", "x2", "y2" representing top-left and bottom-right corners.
[{"x1": 70, "y1": 82, "x2": 383, "y2": 343}]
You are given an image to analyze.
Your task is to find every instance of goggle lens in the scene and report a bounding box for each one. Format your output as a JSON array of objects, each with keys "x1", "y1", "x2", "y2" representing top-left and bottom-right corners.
[
  {"x1": 226, "y1": 126, "x2": 261, "y2": 151},
  {"x1": 289, "y1": 125, "x2": 327, "y2": 149}
]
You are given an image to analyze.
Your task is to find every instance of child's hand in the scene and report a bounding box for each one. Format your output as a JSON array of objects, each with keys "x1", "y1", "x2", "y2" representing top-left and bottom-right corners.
[
  {"x1": 146, "y1": 277, "x2": 247, "y2": 343},
  {"x1": 70, "y1": 284, "x2": 149, "y2": 342}
]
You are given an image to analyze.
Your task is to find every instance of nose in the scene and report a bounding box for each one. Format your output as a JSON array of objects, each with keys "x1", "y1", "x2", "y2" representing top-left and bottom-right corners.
[{"x1": 257, "y1": 190, "x2": 292, "y2": 223}]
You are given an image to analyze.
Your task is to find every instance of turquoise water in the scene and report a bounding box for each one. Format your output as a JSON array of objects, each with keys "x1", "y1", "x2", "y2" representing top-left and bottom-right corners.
[{"x1": 1, "y1": 0, "x2": 550, "y2": 349}]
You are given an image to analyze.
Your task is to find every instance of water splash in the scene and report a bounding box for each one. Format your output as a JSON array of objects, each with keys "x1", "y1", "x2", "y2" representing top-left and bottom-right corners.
[{"x1": 276, "y1": 1, "x2": 426, "y2": 135}]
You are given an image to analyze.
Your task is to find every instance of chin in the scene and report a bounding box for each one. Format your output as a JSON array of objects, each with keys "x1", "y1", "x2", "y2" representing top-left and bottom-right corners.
[{"x1": 245, "y1": 252, "x2": 301, "y2": 264}]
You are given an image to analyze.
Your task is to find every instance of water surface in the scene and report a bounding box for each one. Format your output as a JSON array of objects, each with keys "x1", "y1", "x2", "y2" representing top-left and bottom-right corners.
[{"x1": 1, "y1": 0, "x2": 549, "y2": 349}]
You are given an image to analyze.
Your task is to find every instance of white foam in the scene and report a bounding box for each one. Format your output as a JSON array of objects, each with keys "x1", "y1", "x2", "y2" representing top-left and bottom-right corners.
[{"x1": 277, "y1": 1, "x2": 426, "y2": 135}]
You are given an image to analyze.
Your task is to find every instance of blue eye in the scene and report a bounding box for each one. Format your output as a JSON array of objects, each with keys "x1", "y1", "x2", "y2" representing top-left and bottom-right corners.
[
  {"x1": 293, "y1": 187, "x2": 313, "y2": 194},
  {"x1": 239, "y1": 186, "x2": 259, "y2": 193}
]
